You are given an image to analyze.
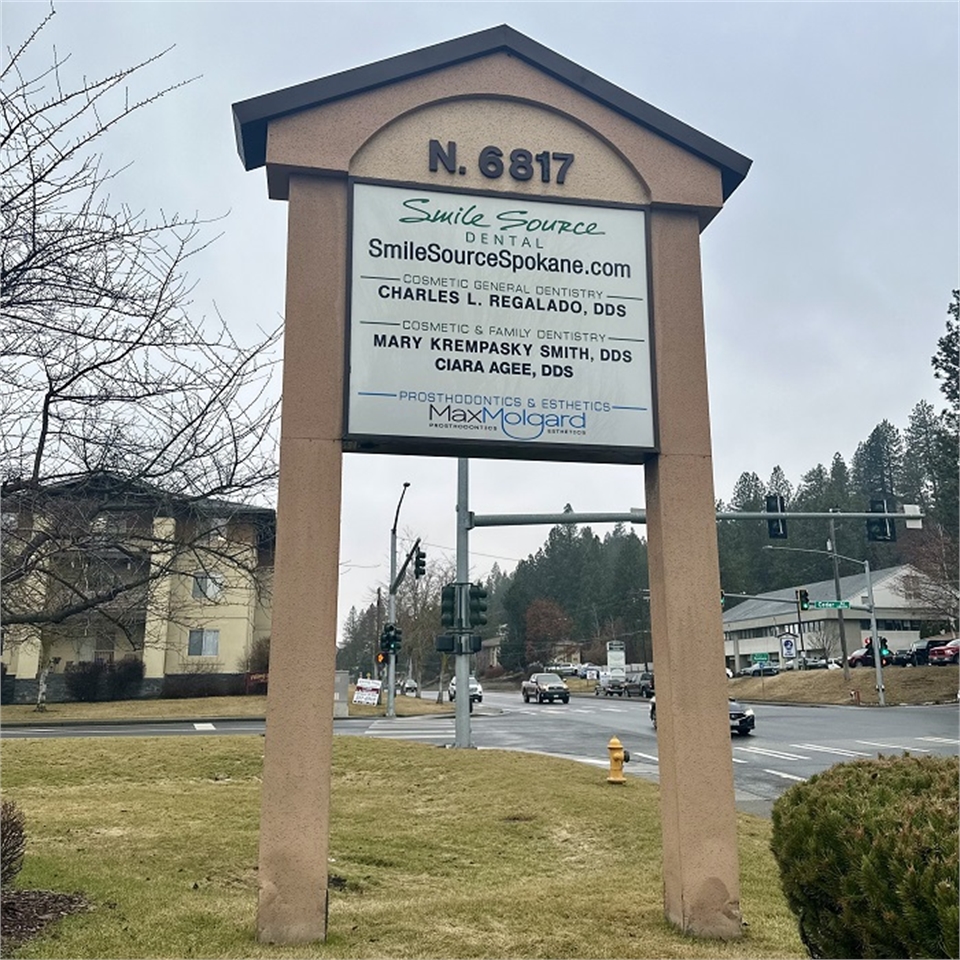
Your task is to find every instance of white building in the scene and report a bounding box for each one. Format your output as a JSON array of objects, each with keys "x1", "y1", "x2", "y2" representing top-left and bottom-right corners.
[{"x1": 722, "y1": 565, "x2": 940, "y2": 671}]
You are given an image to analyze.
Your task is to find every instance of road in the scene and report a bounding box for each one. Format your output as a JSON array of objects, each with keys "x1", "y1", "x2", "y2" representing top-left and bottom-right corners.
[{"x1": 4, "y1": 692, "x2": 957, "y2": 816}]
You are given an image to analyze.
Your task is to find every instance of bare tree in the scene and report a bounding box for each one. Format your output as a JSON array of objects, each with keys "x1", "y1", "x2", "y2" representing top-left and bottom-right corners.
[{"x1": 1, "y1": 8, "x2": 280, "y2": 700}]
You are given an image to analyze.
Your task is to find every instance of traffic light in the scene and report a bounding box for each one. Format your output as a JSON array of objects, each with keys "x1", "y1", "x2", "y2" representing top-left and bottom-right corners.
[
  {"x1": 720, "y1": 590, "x2": 725, "y2": 608},
  {"x1": 440, "y1": 584, "x2": 457, "y2": 628},
  {"x1": 380, "y1": 623, "x2": 402, "y2": 653},
  {"x1": 414, "y1": 547, "x2": 426, "y2": 579},
  {"x1": 765, "y1": 494, "x2": 788, "y2": 539},
  {"x1": 435, "y1": 634, "x2": 455, "y2": 653},
  {"x1": 796, "y1": 589, "x2": 810, "y2": 611},
  {"x1": 376, "y1": 651, "x2": 386, "y2": 665},
  {"x1": 467, "y1": 634, "x2": 483, "y2": 654},
  {"x1": 468, "y1": 583, "x2": 488, "y2": 627},
  {"x1": 866, "y1": 498, "x2": 896, "y2": 542}
]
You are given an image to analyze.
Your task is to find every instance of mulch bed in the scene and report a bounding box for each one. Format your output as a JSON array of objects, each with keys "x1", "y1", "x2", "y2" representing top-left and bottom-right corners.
[{"x1": 1, "y1": 888, "x2": 91, "y2": 952}]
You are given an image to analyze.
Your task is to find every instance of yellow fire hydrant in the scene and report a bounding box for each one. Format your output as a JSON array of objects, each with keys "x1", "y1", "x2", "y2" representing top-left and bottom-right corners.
[{"x1": 607, "y1": 736, "x2": 630, "y2": 784}]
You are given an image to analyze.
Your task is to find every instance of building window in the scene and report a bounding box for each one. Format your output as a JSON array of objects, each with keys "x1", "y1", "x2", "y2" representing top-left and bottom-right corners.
[
  {"x1": 192, "y1": 572, "x2": 224, "y2": 601},
  {"x1": 187, "y1": 629, "x2": 219, "y2": 657},
  {"x1": 94, "y1": 634, "x2": 115, "y2": 664},
  {"x1": 202, "y1": 517, "x2": 229, "y2": 544}
]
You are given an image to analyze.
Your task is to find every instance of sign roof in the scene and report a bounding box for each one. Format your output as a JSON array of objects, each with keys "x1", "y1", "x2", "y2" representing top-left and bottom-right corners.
[{"x1": 232, "y1": 24, "x2": 751, "y2": 199}]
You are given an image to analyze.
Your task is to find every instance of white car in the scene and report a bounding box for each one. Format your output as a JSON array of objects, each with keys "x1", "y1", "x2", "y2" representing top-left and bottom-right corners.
[{"x1": 448, "y1": 675, "x2": 483, "y2": 703}]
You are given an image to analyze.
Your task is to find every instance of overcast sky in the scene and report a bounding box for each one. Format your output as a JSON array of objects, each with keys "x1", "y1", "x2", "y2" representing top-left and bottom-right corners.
[{"x1": 7, "y1": 2, "x2": 957, "y2": 633}]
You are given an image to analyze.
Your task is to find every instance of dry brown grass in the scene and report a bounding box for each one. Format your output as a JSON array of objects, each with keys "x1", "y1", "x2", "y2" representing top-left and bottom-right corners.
[
  {"x1": 1, "y1": 735, "x2": 805, "y2": 959},
  {"x1": 728, "y1": 664, "x2": 958, "y2": 705}
]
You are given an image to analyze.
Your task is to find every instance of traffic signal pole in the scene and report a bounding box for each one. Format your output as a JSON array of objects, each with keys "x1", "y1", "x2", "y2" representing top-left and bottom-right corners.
[
  {"x1": 386, "y1": 482, "x2": 410, "y2": 719},
  {"x1": 454, "y1": 458, "x2": 472, "y2": 748}
]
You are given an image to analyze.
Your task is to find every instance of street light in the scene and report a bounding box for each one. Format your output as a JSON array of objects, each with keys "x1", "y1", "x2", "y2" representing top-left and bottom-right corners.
[
  {"x1": 763, "y1": 544, "x2": 885, "y2": 705},
  {"x1": 386, "y1": 481, "x2": 410, "y2": 719}
]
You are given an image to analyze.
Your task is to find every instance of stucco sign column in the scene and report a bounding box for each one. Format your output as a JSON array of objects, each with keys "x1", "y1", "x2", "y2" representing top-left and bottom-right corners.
[{"x1": 233, "y1": 24, "x2": 751, "y2": 944}]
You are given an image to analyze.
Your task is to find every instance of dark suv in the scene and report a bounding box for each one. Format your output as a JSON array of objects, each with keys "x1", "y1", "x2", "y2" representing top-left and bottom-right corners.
[
  {"x1": 908, "y1": 638, "x2": 946, "y2": 666},
  {"x1": 624, "y1": 671, "x2": 655, "y2": 698}
]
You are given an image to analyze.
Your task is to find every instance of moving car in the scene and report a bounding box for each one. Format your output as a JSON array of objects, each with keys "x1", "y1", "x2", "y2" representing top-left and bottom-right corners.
[
  {"x1": 848, "y1": 642, "x2": 894, "y2": 668},
  {"x1": 928, "y1": 638, "x2": 960, "y2": 665},
  {"x1": 544, "y1": 662, "x2": 578, "y2": 677},
  {"x1": 448, "y1": 675, "x2": 483, "y2": 703},
  {"x1": 650, "y1": 696, "x2": 755, "y2": 735},
  {"x1": 521, "y1": 672, "x2": 569, "y2": 704}
]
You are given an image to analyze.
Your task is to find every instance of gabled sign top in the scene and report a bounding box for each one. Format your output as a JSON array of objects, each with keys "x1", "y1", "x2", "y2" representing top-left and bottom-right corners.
[{"x1": 232, "y1": 24, "x2": 751, "y2": 199}]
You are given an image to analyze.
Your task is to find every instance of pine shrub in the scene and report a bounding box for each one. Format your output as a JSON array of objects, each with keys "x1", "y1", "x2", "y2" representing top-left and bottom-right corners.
[
  {"x1": 771, "y1": 754, "x2": 959, "y2": 959},
  {"x1": 1, "y1": 799, "x2": 27, "y2": 887}
]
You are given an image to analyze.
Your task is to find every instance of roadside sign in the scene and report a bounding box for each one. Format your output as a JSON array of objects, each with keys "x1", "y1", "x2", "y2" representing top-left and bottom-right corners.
[
  {"x1": 812, "y1": 600, "x2": 851, "y2": 609},
  {"x1": 780, "y1": 636, "x2": 796, "y2": 659},
  {"x1": 751, "y1": 652, "x2": 770, "y2": 663}
]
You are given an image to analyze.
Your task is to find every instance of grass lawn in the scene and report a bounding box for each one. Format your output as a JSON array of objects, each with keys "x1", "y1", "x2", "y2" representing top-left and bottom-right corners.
[
  {"x1": 1, "y1": 691, "x2": 452, "y2": 724},
  {"x1": 1, "y1": 735, "x2": 805, "y2": 959}
]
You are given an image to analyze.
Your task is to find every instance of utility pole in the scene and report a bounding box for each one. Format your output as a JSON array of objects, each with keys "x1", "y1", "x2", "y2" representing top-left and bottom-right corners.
[{"x1": 828, "y1": 512, "x2": 851, "y2": 681}]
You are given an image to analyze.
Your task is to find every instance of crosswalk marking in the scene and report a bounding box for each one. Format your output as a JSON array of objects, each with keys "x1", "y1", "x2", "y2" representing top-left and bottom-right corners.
[
  {"x1": 791, "y1": 742, "x2": 871, "y2": 758},
  {"x1": 917, "y1": 736, "x2": 959, "y2": 745},
  {"x1": 856, "y1": 740, "x2": 930, "y2": 753},
  {"x1": 764, "y1": 769, "x2": 806, "y2": 782},
  {"x1": 193, "y1": 722, "x2": 216, "y2": 730},
  {"x1": 736, "y1": 745, "x2": 810, "y2": 761}
]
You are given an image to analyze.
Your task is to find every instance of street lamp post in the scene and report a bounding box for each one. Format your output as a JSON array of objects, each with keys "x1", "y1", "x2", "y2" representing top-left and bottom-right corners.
[
  {"x1": 386, "y1": 482, "x2": 410, "y2": 719},
  {"x1": 763, "y1": 545, "x2": 885, "y2": 705}
]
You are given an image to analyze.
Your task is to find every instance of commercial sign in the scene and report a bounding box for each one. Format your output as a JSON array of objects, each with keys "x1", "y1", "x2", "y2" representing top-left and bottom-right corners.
[
  {"x1": 346, "y1": 182, "x2": 654, "y2": 463},
  {"x1": 351, "y1": 677, "x2": 382, "y2": 705}
]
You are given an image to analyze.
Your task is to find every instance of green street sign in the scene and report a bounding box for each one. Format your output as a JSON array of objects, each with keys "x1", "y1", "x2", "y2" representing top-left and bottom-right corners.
[
  {"x1": 751, "y1": 652, "x2": 770, "y2": 662},
  {"x1": 811, "y1": 600, "x2": 851, "y2": 609}
]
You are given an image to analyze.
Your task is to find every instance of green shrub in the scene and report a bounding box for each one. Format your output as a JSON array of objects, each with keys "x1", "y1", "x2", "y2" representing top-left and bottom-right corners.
[
  {"x1": 771, "y1": 754, "x2": 959, "y2": 959},
  {"x1": 1, "y1": 799, "x2": 27, "y2": 887}
]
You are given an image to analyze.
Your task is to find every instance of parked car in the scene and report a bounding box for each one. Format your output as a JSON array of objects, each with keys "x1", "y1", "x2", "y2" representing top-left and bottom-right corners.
[
  {"x1": 544, "y1": 662, "x2": 578, "y2": 677},
  {"x1": 848, "y1": 642, "x2": 894, "y2": 668},
  {"x1": 890, "y1": 649, "x2": 913, "y2": 667},
  {"x1": 521, "y1": 672, "x2": 569, "y2": 704},
  {"x1": 907, "y1": 638, "x2": 947, "y2": 666},
  {"x1": 650, "y1": 696, "x2": 755, "y2": 735},
  {"x1": 448, "y1": 675, "x2": 483, "y2": 703},
  {"x1": 577, "y1": 662, "x2": 598, "y2": 679},
  {"x1": 623, "y1": 671, "x2": 655, "y2": 698},
  {"x1": 595, "y1": 672, "x2": 626, "y2": 696},
  {"x1": 737, "y1": 663, "x2": 779, "y2": 677},
  {"x1": 928, "y1": 638, "x2": 960, "y2": 665},
  {"x1": 395, "y1": 677, "x2": 418, "y2": 695}
]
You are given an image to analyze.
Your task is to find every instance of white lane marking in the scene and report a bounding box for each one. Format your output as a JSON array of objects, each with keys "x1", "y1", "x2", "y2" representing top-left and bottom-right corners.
[
  {"x1": 917, "y1": 736, "x2": 959, "y2": 744},
  {"x1": 629, "y1": 752, "x2": 659, "y2": 764},
  {"x1": 367, "y1": 733, "x2": 450, "y2": 740},
  {"x1": 856, "y1": 740, "x2": 930, "y2": 753},
  {"x1": 736, "y1": 745, "x2": 810, "y2": 761},
  {"x1": 764, "y1": 769, "x2": 806, "y2": 782},
  {"x1": 193, "y1": 722, "x2": 216, "y2": 730},
  {"x1": 731, "y1": 756, "x2": 748, "y2": 764},
  {"x1": 791, "y1": 742, "x2": 871, "y2": 758}
]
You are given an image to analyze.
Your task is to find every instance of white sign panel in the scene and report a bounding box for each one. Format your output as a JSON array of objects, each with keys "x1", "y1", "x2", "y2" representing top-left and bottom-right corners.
[
  {"x1": 347, "y1": 183, "x2": 654, "y2": 461},
  {"x1": 352, "y1": 678, "x2": 382, "y2": 705},
  {"x1": 779, "y1": 634, "x2": 797, "y2": 660}
]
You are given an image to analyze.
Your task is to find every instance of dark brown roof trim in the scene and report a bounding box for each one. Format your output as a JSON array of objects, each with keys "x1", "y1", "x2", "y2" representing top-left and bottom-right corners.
[{"x1": 232, "y1": 24, "x2": 751, "y2": 199}]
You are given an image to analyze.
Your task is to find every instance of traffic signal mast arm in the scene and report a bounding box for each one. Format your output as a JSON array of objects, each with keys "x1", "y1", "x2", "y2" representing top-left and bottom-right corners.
[
  {"x1": 721, "y1": 591, "x2": 872, "y2": 612},
  {"x1": 468, "y1": 507, "x2": 921, "y2": 528},
  {"x1": 390, "y1": 537, "x2": 421, "y2": 594}
]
